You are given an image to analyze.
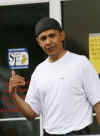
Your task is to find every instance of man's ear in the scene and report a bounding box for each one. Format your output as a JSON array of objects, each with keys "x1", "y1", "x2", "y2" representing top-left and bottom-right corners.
[
  {"x1": 36, "y1": 37, "x2": 39, "y2": 43},
  {"x1": 60, "y1": 31, "x2": 66, "y2": 42},
  {"x1": 36, "y1": 37, "x2": 40, "y2": 46}
]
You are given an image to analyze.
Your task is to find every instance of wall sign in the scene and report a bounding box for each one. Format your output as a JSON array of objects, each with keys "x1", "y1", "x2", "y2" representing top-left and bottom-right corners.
[{"x1": 89, "y1": 33, "x2": 100, "y2": 74}]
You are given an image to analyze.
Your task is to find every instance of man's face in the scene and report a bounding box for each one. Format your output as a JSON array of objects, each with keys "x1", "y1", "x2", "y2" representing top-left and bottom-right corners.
[{"x1": 36, "y1": 29, "x2": 65, "y2": 57}]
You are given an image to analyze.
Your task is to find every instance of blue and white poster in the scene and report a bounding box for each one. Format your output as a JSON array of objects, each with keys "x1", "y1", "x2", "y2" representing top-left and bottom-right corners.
[{"x1": 8, "y1": 48, "x2": 29, "y2": 69}]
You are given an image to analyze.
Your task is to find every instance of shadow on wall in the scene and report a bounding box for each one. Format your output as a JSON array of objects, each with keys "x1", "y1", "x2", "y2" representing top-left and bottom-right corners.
[{"x1": 64, "y1": 34, "x2": 89, "y2": 57}]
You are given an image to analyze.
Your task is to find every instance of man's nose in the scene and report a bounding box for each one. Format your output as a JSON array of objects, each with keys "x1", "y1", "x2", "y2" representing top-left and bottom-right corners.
[{"x1": 45, "y1": 37, "x2": 51, "y2": 44}]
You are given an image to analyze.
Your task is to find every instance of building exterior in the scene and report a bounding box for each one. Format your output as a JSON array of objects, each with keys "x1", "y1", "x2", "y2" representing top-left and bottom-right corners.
[{"x1": 0, "y1": 0, "x2": 100, "y2": 135}]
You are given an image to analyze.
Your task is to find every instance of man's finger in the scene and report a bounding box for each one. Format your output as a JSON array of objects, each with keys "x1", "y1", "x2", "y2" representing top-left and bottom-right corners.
[{"x1": 11, "y1": 70, "x2": 16, "y2": 77}]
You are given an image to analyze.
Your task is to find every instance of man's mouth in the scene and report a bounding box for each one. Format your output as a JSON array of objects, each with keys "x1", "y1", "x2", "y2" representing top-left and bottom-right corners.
[{"x1": 46, "y1": 46, "x2": 56, "y2": 51}]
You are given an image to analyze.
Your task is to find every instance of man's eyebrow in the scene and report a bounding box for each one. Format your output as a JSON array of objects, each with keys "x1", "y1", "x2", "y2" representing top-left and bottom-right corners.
[
  {"x1": 39, "y1": 32, "x2": 57, "y2": 39},
  {"x1": 40, "y1": 35, "x2": 46, "y2": 39},
  {"x1": 48, "y1": 33, "x2": 56, "y2": 36}
]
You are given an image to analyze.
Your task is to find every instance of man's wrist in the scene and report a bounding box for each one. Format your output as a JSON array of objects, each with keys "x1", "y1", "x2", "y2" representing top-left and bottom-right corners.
[{"x1": 9, "y1": 91, "x2": 17, "y2": 98}]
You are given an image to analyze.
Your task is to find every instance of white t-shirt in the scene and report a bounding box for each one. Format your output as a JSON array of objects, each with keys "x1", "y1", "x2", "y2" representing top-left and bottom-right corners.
[{"x1": 25, "y1": 51, "x2": 100, "y2": 134}]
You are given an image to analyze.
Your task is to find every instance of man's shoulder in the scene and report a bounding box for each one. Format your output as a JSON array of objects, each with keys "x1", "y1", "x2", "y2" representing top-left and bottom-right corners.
[
  {"x1": 35, "y1": 58, "x2": 48, "y2": 70},
  {"x1": 68, "y1": 51, "x2": 88, "y2": 62},
  {"x1": 31, "y1": 58, "x2": 48, "y2": 78}
]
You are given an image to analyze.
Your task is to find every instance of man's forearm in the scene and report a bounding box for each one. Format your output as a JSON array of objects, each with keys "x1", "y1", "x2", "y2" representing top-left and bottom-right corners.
[
  {"x1": 94, "y1": 102, "x2": 100, "y2": 127},
  {"x1": 11, "y1": 93, "x2": 38, "y2": 120}
]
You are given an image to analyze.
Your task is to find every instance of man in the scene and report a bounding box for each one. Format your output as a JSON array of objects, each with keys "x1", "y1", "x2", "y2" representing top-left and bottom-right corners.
[{"x1": 9, "y1": 17, "x2": 100, "y2": 136}]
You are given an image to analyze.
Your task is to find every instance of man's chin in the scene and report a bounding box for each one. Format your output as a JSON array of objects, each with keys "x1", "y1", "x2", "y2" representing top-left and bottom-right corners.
[{"x1": 47, "y1": 52, "x2": 55, "y2": 57}]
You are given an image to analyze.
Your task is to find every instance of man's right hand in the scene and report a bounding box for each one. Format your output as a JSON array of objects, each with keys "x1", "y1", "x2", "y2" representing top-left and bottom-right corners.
[{"x1": 9, "y1": 71, "x2": 25, "y2": 96}]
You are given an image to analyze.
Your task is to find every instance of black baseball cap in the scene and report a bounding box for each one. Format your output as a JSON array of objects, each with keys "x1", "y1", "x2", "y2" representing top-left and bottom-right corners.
[{"x1": 35, "y1": 17, "x2": 62, "y2": 37}]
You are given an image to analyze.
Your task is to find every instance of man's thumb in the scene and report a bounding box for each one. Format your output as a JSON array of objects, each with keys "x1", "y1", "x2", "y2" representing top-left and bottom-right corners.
[{"x1": 12, "y1": 70, "x2": 16, "y2": 77}]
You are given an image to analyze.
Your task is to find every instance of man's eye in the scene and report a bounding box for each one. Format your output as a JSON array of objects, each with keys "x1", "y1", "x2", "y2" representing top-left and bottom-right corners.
[
  {"x1": 49, "y1": 33, "x2": 56, "y2": 38},
  {"x1": 40, "y1": 36, "x2": 46, "y2": 41}
]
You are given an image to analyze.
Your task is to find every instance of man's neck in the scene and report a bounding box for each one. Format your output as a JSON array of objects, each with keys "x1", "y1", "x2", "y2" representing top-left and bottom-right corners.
[{"x1": 49, "y1": 50, "x2": 67, "y2": 63}]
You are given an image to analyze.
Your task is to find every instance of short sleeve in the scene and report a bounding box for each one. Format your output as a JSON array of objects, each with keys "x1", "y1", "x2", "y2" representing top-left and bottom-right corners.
[
  {"x1": 25, "y1": 69, "x2": 41, "y2": 115},
  {"x1": 82, "y1": 56, "x2": 100, "y2": 105}
]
